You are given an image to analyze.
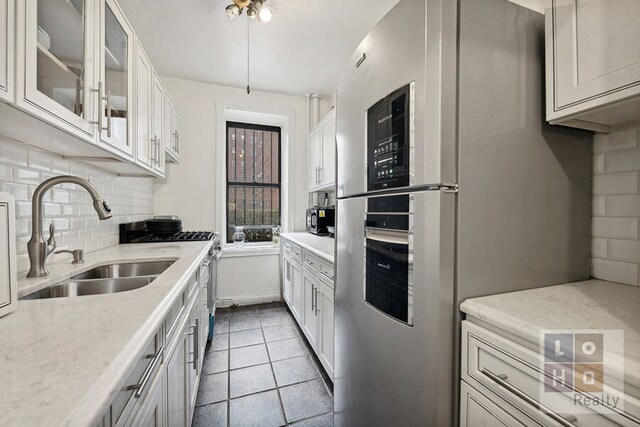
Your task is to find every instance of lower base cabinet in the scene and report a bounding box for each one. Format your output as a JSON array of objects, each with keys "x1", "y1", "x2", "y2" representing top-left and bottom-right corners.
[
  {"x1": 281, "y1": 238, "x2": 334, "y2": 380},
  {"x1": 317, "y1": 281, "x2": 334, "y2": 379},
  {"x1": 302, "y1": 269, "x2": 319, "y2": 349},
  {"x1": 166, "y1": 331, "x2": 187, "y2": 427},
  {"x1": 129, "y1": 370, "x2": 166, "y2": 427},
  {"x1": 102, "y1": 254, "x2": 211, "y2": 427}
]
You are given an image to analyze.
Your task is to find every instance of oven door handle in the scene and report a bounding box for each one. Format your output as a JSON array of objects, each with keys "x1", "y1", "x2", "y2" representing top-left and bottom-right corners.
[{"x1": 365, "y1": 227, "x2": 409, "y2": 245}]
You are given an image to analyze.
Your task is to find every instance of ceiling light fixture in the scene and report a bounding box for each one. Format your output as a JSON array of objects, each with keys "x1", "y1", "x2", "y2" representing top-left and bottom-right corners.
[
  {"x1": 223, "y1": 0, "x2": 274, "y2": 95},
  {"x1": 224, "y1": 0, "x2": 273, "y2": 22}
]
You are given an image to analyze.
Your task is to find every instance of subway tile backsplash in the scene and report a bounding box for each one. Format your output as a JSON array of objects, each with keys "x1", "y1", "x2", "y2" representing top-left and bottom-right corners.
[
  {"x1": 0, "y1": 137, "x2": 154, "y2": 273},
  {"x1": 592, "y1": 126, "x2": 640, "y2": 286}
]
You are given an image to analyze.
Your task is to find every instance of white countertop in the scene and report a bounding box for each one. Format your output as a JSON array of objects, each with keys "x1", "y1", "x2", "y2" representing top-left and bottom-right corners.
[
  {"x1": 460, "y1": 279, "x2": 640, "y2": 397},
  {"x1": 0, "y1": 241, "x2": 212, "y2": 427},
  {"x1": 280, "y1": 232, "x2": 335, "y2": 263}
]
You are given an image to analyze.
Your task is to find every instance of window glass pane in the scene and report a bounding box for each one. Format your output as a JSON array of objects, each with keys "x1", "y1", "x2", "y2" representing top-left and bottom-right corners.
[{"x1": 226, "y1": 122, "x2": 281, "y2": 243}]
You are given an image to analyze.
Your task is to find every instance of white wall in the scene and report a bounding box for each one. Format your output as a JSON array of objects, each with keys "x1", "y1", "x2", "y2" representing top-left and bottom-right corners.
[
  {"x1": 0, "y1": 137, "x2": 154, "y2": 273},
  {"x1": 592, "y1": 126, "x2": 640, "y2": 286},
  {"x1": 155, "y1": 77, "x2": 309, "y2": 305}
]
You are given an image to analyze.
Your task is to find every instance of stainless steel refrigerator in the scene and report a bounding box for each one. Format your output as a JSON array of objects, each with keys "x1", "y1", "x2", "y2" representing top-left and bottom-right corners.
[{"x1": 334, "y1": 0, "x2": 593, "y2": 425}]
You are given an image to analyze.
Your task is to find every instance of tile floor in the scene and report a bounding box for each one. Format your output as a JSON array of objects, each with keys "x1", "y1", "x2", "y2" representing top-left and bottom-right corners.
[{"x1": 192, "y1": 303, "x2": 333, "y2": 427}]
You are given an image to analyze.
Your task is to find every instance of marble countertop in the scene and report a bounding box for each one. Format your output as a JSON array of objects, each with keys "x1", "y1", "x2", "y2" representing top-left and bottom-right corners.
[
  {"x1": 0, "y1": 241, "x2": 212, "y2": 427},
  {"x1": 460, "y1": 279, "x2": 640, "y2": 397},
  {"x1": 281, "y1": 232, "x2": 335, "y2": 263}
]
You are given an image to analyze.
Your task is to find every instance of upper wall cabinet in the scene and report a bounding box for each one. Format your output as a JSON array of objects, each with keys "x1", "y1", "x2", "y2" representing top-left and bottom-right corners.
[
  {"x1": 308, "y1": 107, "x2": 336, "y2": 192},
  {"x1": 546, "y1": 0, "x2": 640, "y2": 132},
  {"x1": 16, "y1": 0, "x2": 99, "y2": 142},
  {"x1": 151, "y1": 71, "x2": 166, "y2": 175},
  {"x1": 165, "y1": 94, "x2": 181, "y2": 163},
  {"x1": 6, "y1": 0, "x2": 175, "y2": 177},
  {"x1": 97, "y1": 0, "x2": 134, "y2": 157},
  {"x1": 0, "y1": 0, "x2": 14, "y2": 103}
]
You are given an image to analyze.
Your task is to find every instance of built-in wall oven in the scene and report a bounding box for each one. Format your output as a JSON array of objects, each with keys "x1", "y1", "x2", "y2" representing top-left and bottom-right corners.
[{"x1": 363, "y1": 194, "x2": 414, "y2": 325}]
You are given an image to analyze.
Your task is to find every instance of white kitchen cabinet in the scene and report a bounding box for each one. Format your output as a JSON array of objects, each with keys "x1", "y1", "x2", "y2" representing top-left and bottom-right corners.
[
  {"x1": 151, "y1": 71, "x2": 166, "y2": 176},
  {"x1": 545, "y1": 0, "x2": 640, "y2": 132},
  {"x1": 97, "y1": 0, "x2": 134, "y2": 157},
  {"x1": 316, "y1": 280, "x2": 334, "y2": 380},
  {"x1": 308, "y1": 128, "x2": 321, "y2": 190},
  {"x1": 302, "y1": 268, "x2": 319, "y2": 349},
  {"x1": 290, "y1": 259, "x2": 303, "y2": 323},
  {"x1": 281, "y1": 237, "x2": 335, "y2": 379},
  {"x1": 166, "y1": 327, "x2": 188, "y2": 427},
  {"x1": 134, "y1": 39, "x2": 165, "y2": 177},
  {"x1": 459, "y1": 381, "x2": 527, "y2": 427},
  {"x1": 460, "y1": 321, "x2": 635, "y2": 427},
  {"x1": 128, "y1": 369, "x2": 166, "y2": 427},
  {"x1": 134, "y1": 38, "x2": 152, "y2": 170},
  {"x1": 185, "y1": 292, "x2": 200, "y2": 426},
  {"x1": 282, "y1": 254, "x2": 293, "y2": 306},
  {"x1": 308, "y1": 108, "x2": 336, "y2": 191},
  {"x1": 0, "y1": 193, "x2": 16, "y2": 318},
  {"x1": 0, "y1": 0, "x2": 14, "y2": 103},
  {"x1": 165, "y1": 94, "x2": 181, "y2": 163},
  {"x1": 15, "y1": 0, "x2": 99, "y2": 142}
]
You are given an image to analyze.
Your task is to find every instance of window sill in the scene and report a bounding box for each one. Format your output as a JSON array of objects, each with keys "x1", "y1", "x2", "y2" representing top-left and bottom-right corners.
[{"x1": 221, "y1": 244, "x2": 281, "y2": 258}]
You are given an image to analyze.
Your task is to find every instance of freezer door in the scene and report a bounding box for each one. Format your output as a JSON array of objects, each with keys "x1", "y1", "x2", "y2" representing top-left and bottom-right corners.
[
  {"x1": 336, "y1": 0, "x2": 426, "y2": 198},
  {"x1": 334, "y1": 190, "x2": 455, "y2": 427}
]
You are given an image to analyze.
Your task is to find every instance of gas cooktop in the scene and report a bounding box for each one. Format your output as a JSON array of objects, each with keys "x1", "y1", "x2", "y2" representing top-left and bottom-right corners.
[{"x1": 120, "y1": 221, "x2": 217, "y2": 244}]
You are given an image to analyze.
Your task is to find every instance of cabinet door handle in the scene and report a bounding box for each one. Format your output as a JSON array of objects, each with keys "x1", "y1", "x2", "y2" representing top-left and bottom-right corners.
[
  {"x1": 187, "y1": 320, "x2": 199, "y2": 371},
  {"x1": 481, "y1": 368, "x2": 578, "y2": 427},
  {"x1": 105, "y1": 90, "x2": 113, "y2": 138},
  {"x1": 314, "y1": 288, "x2": 320, "y2": 315},
  {"x1": 156, "y1": 138, "x2": 161, "y2": 165},
  {"x1": 151, "y1": 136, "x2": 158, "y2": 163},
  {"x1": 127, "y1": 345, "x2": 164, "y2": 398},
  {"x1": 318, "y1": 167, "x2": 323, "y2": 184},
  {"x1": 311, "y1": 284, "x2": 316, "y2": 311}
]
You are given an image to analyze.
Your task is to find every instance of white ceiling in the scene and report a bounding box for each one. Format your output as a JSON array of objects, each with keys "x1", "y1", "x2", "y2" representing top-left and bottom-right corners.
[{"x1": 118, "y1": 0, "x2": 400, "y2": 96}]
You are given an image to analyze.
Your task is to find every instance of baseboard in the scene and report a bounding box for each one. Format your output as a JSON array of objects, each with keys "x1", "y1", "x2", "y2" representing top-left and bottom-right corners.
[{"x1": 216, "y1": 292, "x2": 282, "y2": 308}]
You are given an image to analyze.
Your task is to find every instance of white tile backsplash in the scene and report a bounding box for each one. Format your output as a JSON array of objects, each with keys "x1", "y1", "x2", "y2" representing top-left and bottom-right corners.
[
  {"x1": 592, "y1": 126, "x2": 640, "y2": 286},
  {"x1": 0, "y1": 137, "x2": 154, "y2": 273}
]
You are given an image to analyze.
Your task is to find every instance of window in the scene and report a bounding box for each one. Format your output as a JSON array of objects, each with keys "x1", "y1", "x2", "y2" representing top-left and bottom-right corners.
[{"x1": 226, "y1": 122, "x2": 281, "y2": 243}]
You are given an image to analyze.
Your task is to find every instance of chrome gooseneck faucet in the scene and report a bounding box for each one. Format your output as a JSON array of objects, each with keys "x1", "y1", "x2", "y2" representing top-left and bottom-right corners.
[{"x1": 27, "y1": 175, "x2": 113, "y2": 278}]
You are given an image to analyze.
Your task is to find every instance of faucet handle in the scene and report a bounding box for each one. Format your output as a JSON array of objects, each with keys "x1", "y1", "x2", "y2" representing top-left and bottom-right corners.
[
  {"x1": 54, "y1": 249, "x2": 85, "y2": 264},
  {"x1": 47, "y1": 223, "x2": 57, "y2": 254}
]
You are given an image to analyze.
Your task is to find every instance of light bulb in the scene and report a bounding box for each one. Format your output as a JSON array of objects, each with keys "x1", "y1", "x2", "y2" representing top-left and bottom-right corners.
[
  {"x1": 258, "y1": 6, "x2": 272, "y2": 22},
  {"x1": 247, "y1": 4, "x2": 258, "y2": 19},
  {"x1": 225, "y1": 4, "x2": 240, "y2": 18}
]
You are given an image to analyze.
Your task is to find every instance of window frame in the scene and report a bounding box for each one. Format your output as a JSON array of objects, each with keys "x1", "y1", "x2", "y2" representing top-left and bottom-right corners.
[{"x1": 225, "y1": 121, "x2": 282, "y2": 244}]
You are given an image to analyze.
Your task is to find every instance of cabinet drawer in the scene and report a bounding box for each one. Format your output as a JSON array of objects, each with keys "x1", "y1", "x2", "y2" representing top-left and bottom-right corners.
[
  {"x1": 460, "y1": 380, "x2": 534, "y2": 427},
  {"x1": 462, "y1": 321, "x2": 633, "y2": 427},
  {"x1": 318, "y1": 259, "x2": 334, "y2": 286},
  {"x1": 113, "y1": 330, "x2": 164, "y2": 426},
  {"x1": 302, "y1": 251, "x2": 319, "y2": 274},
  {"x1": 283, "y1": 240, "x2": 302, "y2": 263},
  {"x1": 186, "y1": 270, "x2": 199, "y2": 300},
  {"x1": 165, "y1": 290, "x2": 186, "y2": 344}
]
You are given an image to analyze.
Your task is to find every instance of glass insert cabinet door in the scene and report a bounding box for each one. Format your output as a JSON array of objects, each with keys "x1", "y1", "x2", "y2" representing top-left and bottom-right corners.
[
  {"x1": 21, "y1": 0, "x2": 97, "y2": 139},
  {"x1": 99, "y1": 0, "x2": 134, "y2": 157}
]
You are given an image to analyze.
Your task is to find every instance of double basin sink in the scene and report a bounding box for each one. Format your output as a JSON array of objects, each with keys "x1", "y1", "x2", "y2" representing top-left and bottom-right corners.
[{"x1": 22, "y1": 261, "x2": 175, "y2": 300}]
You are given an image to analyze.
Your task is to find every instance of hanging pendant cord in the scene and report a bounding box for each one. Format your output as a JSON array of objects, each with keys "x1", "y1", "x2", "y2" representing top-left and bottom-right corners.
[{"x1": 246, "y1": 16, "x2": 251, "y2": 94}]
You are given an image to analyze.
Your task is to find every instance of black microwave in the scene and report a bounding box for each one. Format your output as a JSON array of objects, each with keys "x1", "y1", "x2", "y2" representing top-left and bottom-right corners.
[{"x1": 306, "y1": 207, "x2": 335, "y2": 235}]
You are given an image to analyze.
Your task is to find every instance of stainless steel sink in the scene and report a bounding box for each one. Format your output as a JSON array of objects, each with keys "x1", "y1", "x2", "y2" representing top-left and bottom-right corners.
[
  {"x1": 70, "y1": 261, "x2": 174, "y2": 280},
  {"x1": 20, "y1": 261, "x2": 175, "y2": 300},
  {"x1": 21, "y1": 276, "x2": 158, "y2": 300}
]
